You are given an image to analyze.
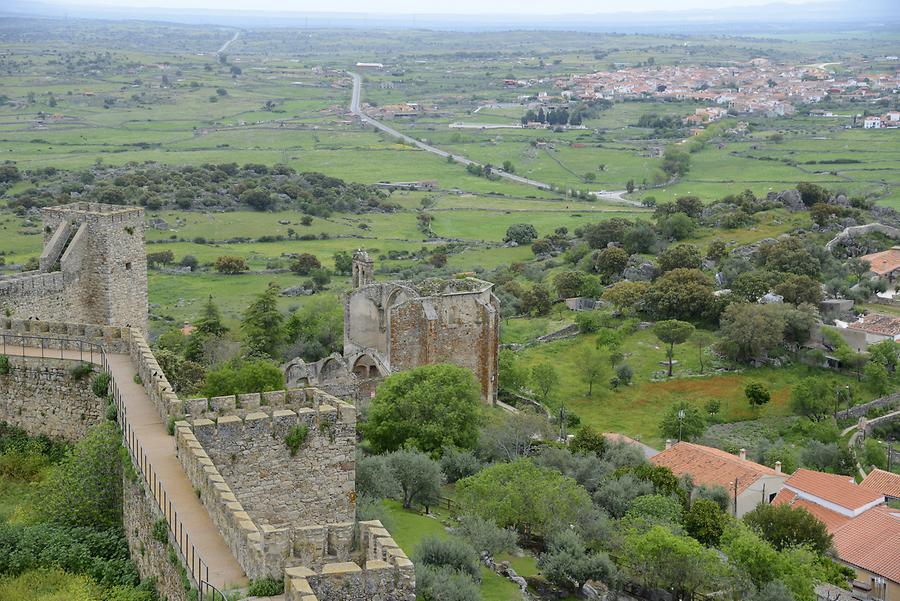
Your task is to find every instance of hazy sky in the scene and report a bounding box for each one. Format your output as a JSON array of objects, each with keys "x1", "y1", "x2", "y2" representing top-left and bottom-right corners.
[{"x1": 46, "y1": 0, "x2": 824, "y2": 15}]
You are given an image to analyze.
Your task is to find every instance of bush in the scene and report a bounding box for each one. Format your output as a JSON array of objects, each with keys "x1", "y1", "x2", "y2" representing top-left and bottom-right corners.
[
  {"x1": 247, "y1": 578, "x2": 284, "y2": 596},
  {"x1": 416, "y1": 564, "x2": 480, "y2": 601},
  {"x1": 151, "y1": 519, "x2": 168, "y2": 544},
  {"x1": 356, "y1": 454, "x2": 401, "y2": 499},
  {"x1": 455, "y1": 515, "x2": 518, "y2": 556},
  {"x1": 92, "y1": 372, "x2": 111, "y2": 398},
  {"x1": 201, "y1": 359, "x2": 284, "y2": 397},
  {"x1": 439, "y1": 446, "x2": 481, "y2": 483},
  {"x1": 414, "y1": 536, "x2": 480, "y2": 582},
  {"x1": 284, "y1": 425, "x2": 309, "y2": 456},
  {"x1": 539, "y1": 530, "x2": 617, "y2": 591},
  {"x1": 0, "y1": 355, "x2": 9, "y2": 375},
  {"x1": 70, "y1": 363, "x2": 93, "y2": 381},
  {"x1": 0, "y1": 448, "x2": 49, "y2": 482}
]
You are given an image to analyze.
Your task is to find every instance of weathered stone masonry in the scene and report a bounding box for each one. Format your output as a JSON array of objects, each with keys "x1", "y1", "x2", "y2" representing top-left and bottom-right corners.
[{"x1": 0, "y1": 202, "x2": 148, "y2": 334}]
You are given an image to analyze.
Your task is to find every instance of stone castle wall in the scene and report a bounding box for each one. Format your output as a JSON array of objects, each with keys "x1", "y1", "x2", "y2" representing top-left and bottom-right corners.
[
  {"x1": 0, "y1": 356, "x2": 103, "y2": 440},
  {"x1": 123, "y1": 474, "x2": 190, "y2": 601},
  {"x1": 174, "y1": 391, "x2": 357, "y2": 579},
  {"x1": 0, "y1": 203, "x2": 148, "y2": 333},
  {"x1": 284, "y1": 520, "x2": 415, "y2": 601}
]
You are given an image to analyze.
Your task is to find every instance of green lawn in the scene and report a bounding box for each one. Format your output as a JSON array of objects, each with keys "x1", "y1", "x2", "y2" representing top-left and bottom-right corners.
[{"x1": 380, "y1": 500, "x2": 525, "y2": 601}]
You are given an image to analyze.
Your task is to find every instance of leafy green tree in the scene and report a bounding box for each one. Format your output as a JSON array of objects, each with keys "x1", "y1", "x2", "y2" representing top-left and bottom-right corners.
[
  {"x1": 456, "y1": 459, "x2": 593, "y2": 536},
  {"x1": 385, "y1": 449, "x2": 444, "y2": 510},
  {"x1": 290, "y1": 253, "x2": 321, "y2": 275},
  {"x1": 477, "y1": 410, "x2": 551, "y2": 462},
  {"x1": 241, "y1": 284, "x2": 284, "y2": 358},
  {"x1": 364, "y1": 364, "x2": 480, "y2": 455},
  {"x1": 577, "y1": 347, "x2": 605, "y2": 397},
  {"x1": 745, "y1": 382, "x2": 771, "y2": 409},
  {"x1": 662, "y1": 147, "x2": 691, "y2": 176},
  {"x1": 333, "y1": 251, "x2": 353, "y2": 275},
  {"x1": 591, "y1": 247, "x2": 629, "y2": 281},
  {"x1": 531, "y1": 363, "x2": 559, "y2": 403},
  {"x1": 761, "y1": 238, "x2": 820, "y2": 278},
  {"x1": 790, "y1": 378, "x2": 833, "y2": 421},
  {"x1": 685, "y1": 498, "x2": 728, "y2": 546},
  {"x1": 623, "y1": 221, "x2": 657, "y2": 254},
  {"x1": 644, "y1": 269, "x2": 715, "y2": 321},
  {"x1": 706, "y1": 238, "x2": 727, "y2": 261},
  {"x1": 455, "y1": 515, "x2": 518, "y2": 556},
  {"x1": 775, "y1": 274, "x2": 824, "y2": 305},
  {"x1": 504, "y1": 223, "x2": 538, "y2": 245},
  {"x1": 355, "y1": 454, "x2": 400, "y2": 499},
  {"x1": 284, "y1": 296, "x2": 343, "y2": 362},
  {"x1": 214, "y1": 255, "x2": 248, "y2": 274},
  {"x1": 623, "y1": 494, "x2": 684, "y2": 528},
  {"x1": 864, "y1": 360, "x2": 890, "y2": 395},
  {"x1": 240, "y1": 187, "x2": 274, "y2": 211},
  {"x1": 659, "y1": 213, "x2": 696, "y2": 241},
  {"x1": 553, "y1": 270, "x2": 588, "y2": 299},
  {"x1": 195, "y1": 295, "x2": 227, "y2": 337},
  {"x1": 658, "y1": 243, "x2": 701, "y2": 273},
  {"x1": 202, "y1": 359, "x2": 284, "y2": 397},
  {"x1": 522, "y1": 283, "x2": 552, "y2": 316},
  {"x1": 652, "y1": 320, "x2": 695, "y2": 377},
  {"x1": 619, "y1": 526, "x2": 722, "y2": 599},
  {"x1": 570, "y1": 425, "x2": 607, "y2": 457},
  {"x1": 718, "y1": 303, "x2": 787, "y2": 363},
  {"x1": 862, "y1": 438, "x2": 887, "y2": 470},
  {"x1": 796, "y1": 182, "x2": 829, "y2": 207},
  {"x1": 659, "y1": 401, "x2": 706, "y2": 442},
  {"x1": 743, "y1": 503, "x2": 833, "y2": 556},
  {"x1": 602, "y1": 281, "x2": 649, "y2": 315},
  {"x1": 730, "y1": 270, "x2": 784, "y2": 302},
  {"x1": 498, "y1": 349, "x2": 527, "y2": 397},
  {"x1": 868, "y1": 339, "x2": 898, "y2": 373},
  {"x1": 582, "y1": 218, "x2": 632, "y2": 249},
  {"x1": 31, "y1": 424, "x2": 122, "y2": 529},
  {"x1": 593, "y1": 473, "x2": 654, "y2": 518}
]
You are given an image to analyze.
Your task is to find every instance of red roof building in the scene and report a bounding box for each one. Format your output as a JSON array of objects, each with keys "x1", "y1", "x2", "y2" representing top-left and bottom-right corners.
[
  {"x1": 860, "y1": 468, "x2": 900, "y2": 501},
  {"x1": 651, "y1": 441, "x2": 787, "y2": 517}
]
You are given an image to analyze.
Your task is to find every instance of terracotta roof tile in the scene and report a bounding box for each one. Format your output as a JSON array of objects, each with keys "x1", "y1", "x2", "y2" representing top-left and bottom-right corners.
[
  {"x1": 651, "y1": 441, "x2": 780, "y2": 495},
  {"x1": 860, "y1": 469, "x2": 900, "y2": 499},
  {"x1": 833, "y1": 505, "x2": 900, "y2": 584},
  {"x1": 847, "y1": 313, "x2": 900, "y2": 337},
  {"x1": 861, "y1": 247, "x2": 900, "y2": 276},
  {"x1": 783, "y1": 469, "x2": 885, "y2": 511},
  {"x1": 772, "y1": 489, "x2": 851, "y2": 532}
]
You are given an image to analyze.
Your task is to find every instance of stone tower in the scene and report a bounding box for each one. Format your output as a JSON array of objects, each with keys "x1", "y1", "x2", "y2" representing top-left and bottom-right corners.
[
  {"x1": 351, "y1": 250, "x2": 374, "y2": 289},
  {"x1": 0, "y1": 202, "x2": 148, "y2": 333}
]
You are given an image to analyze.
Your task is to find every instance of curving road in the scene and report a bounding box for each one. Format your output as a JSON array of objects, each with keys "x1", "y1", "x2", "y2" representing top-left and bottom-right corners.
[{"x1": 349, "y1": 71, "x2": 552, "y2": 191}]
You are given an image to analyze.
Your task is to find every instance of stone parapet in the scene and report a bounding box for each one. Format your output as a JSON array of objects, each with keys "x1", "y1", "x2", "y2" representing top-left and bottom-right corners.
[
  {"x1": 284, "y1": 521, "x2": 415, "y2": 601},
  {"x1": 127, "y1": 328, "x2": 182, "y2": 420},
  {"x1": 0, "y1": 318, "x2": 132, "y2": 354},
  {"x1": 0, "y1": 270, "x2": 69, "y2": 296}
]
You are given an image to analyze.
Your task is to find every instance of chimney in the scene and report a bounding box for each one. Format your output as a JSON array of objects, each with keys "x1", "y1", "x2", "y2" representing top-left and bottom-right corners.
[
  {"x1": 665, "y1": 439, "x2": 673, "y2": 450},
  {"x1": 739, "y1": 448, "x2": 747, "y2": 461},
  {"x1": 775, "y1": 461, "x2": 782, "y2": 474}
]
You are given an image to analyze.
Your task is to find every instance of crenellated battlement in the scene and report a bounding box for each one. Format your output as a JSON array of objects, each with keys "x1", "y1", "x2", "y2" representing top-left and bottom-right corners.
[
  {"x1": 0, "y1": 270, "x2": 70, "y2": 296},
  {"x1": 0, "y1": 318, "x2": 132, "y2": 354},
  {"x1": 284, "y1": 521, "x2": 415, "y2": 601},
  {"x1": 180, "y1": 387, "x2": 356, "y2": 426}
]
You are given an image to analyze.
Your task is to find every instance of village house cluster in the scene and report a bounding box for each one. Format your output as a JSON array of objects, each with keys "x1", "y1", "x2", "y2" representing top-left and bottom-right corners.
[{"x1": 553, "y1": 58, "x2": 900, "y2": 119}]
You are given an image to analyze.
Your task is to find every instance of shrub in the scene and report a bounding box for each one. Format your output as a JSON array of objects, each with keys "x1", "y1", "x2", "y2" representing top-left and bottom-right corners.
[
  {"x1": 284, "y1": 425, "x2": 309, "y2": 456},
  {"x1": 455, "y1": 515, "x2": 518, "y2": 556},
  {"x1": 439, "y1": 446, "x2": 481, "y2": 483},
  {"x1": 356, "y1": 454, "x2": 400, "y2": 499},
  {"x1": 70, "y1": 363, "x2": 93, "y2": 381},
  {"x1": 0, "y1": 448, "x2": 49, "y2": 482},
  {"x1": 105, "y1": 402, "x2": 117, "y2": 422},
  {"x1": 414, "y1": 536, "x2": 480, "y2": 582},
  {"x1": 416, "y1": 564, "x2": 480, "y2": 601},
  {"x1": 539, "y1": 530, "x2": 618, "y2": 591},
  {"x1": 92, "y1": 372, "x2": 111, "y2": 398},
  {"x1": 151, "y1": 519, "x2": 168, "y2": 544},
  {"x1": 247, "y1": 578, "x2": 284, "y2": 596},
  {"x1": 0, "y1": 355, "x2": 9, "y2": 375}
]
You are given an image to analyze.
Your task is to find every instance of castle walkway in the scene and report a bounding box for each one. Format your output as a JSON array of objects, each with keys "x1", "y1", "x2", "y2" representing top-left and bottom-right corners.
[{"x1": 10, "y1": 345, "x2": 247, "y2": 592}]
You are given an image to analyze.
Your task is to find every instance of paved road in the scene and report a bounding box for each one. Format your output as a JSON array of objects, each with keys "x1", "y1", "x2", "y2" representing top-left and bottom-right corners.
[
  {"x1": 217, "y1": 31, "x2": 240, "y2": 55},
  {"x1": 9, "y1": 345, "x2": 246, "y2": 591},
  {"x1": 349, "y1": 71, "x2": 552, "y2": 191}
]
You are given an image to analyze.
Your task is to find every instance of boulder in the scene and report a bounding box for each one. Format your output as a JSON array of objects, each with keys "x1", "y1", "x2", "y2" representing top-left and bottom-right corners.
[{"x1": 773, "y1": 188, "x2": 804, "y2": 211}]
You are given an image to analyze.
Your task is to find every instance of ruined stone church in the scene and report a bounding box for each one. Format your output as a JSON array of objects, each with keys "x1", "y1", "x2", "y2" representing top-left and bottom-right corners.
[{"x1": 285, "y1": 250, "x2": 500, "y2": 403}]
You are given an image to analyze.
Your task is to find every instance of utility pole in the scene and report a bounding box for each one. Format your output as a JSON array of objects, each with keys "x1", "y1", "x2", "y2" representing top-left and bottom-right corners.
[
  {"x1": 678, "y1": 409, "x2": 685, "y2": 441},
  {"x1": 732, "y1": 478, "x2": 739, "y2": 517}
]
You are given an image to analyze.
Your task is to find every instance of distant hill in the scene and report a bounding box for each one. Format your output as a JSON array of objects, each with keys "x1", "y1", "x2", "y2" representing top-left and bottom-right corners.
[{"x1": 2, "y1": 0, "x2": 898, "y2": 32}]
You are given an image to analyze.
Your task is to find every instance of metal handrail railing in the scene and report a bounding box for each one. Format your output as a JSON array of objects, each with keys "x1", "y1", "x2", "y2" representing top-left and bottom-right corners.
[{"x1": 1, "y1": 332, "x2": 225, "y2": 600}]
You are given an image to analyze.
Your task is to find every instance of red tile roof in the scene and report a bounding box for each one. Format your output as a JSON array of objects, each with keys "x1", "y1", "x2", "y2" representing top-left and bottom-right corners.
[
  {"x1": 833, "y1": 505, "x2": 900, "y2": 584},
  {"x1": 860, "y1": 469, "x2": 900, "y2": 499},
  {"x1": 861, "y1": 247, "x2": 900, "y2": 276},
  {"x1": 847, "y1": 313, "x2": 900, "y2": 337},
  {"x1": 650, "y1": 441, "x2": 781, "y2": 495},
  {"x1": 772, "y1": 489, "x2": 851, "y2": 532},
  {"x1": 782, "y1": 469, "x2": 885, "y2": 512}
]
